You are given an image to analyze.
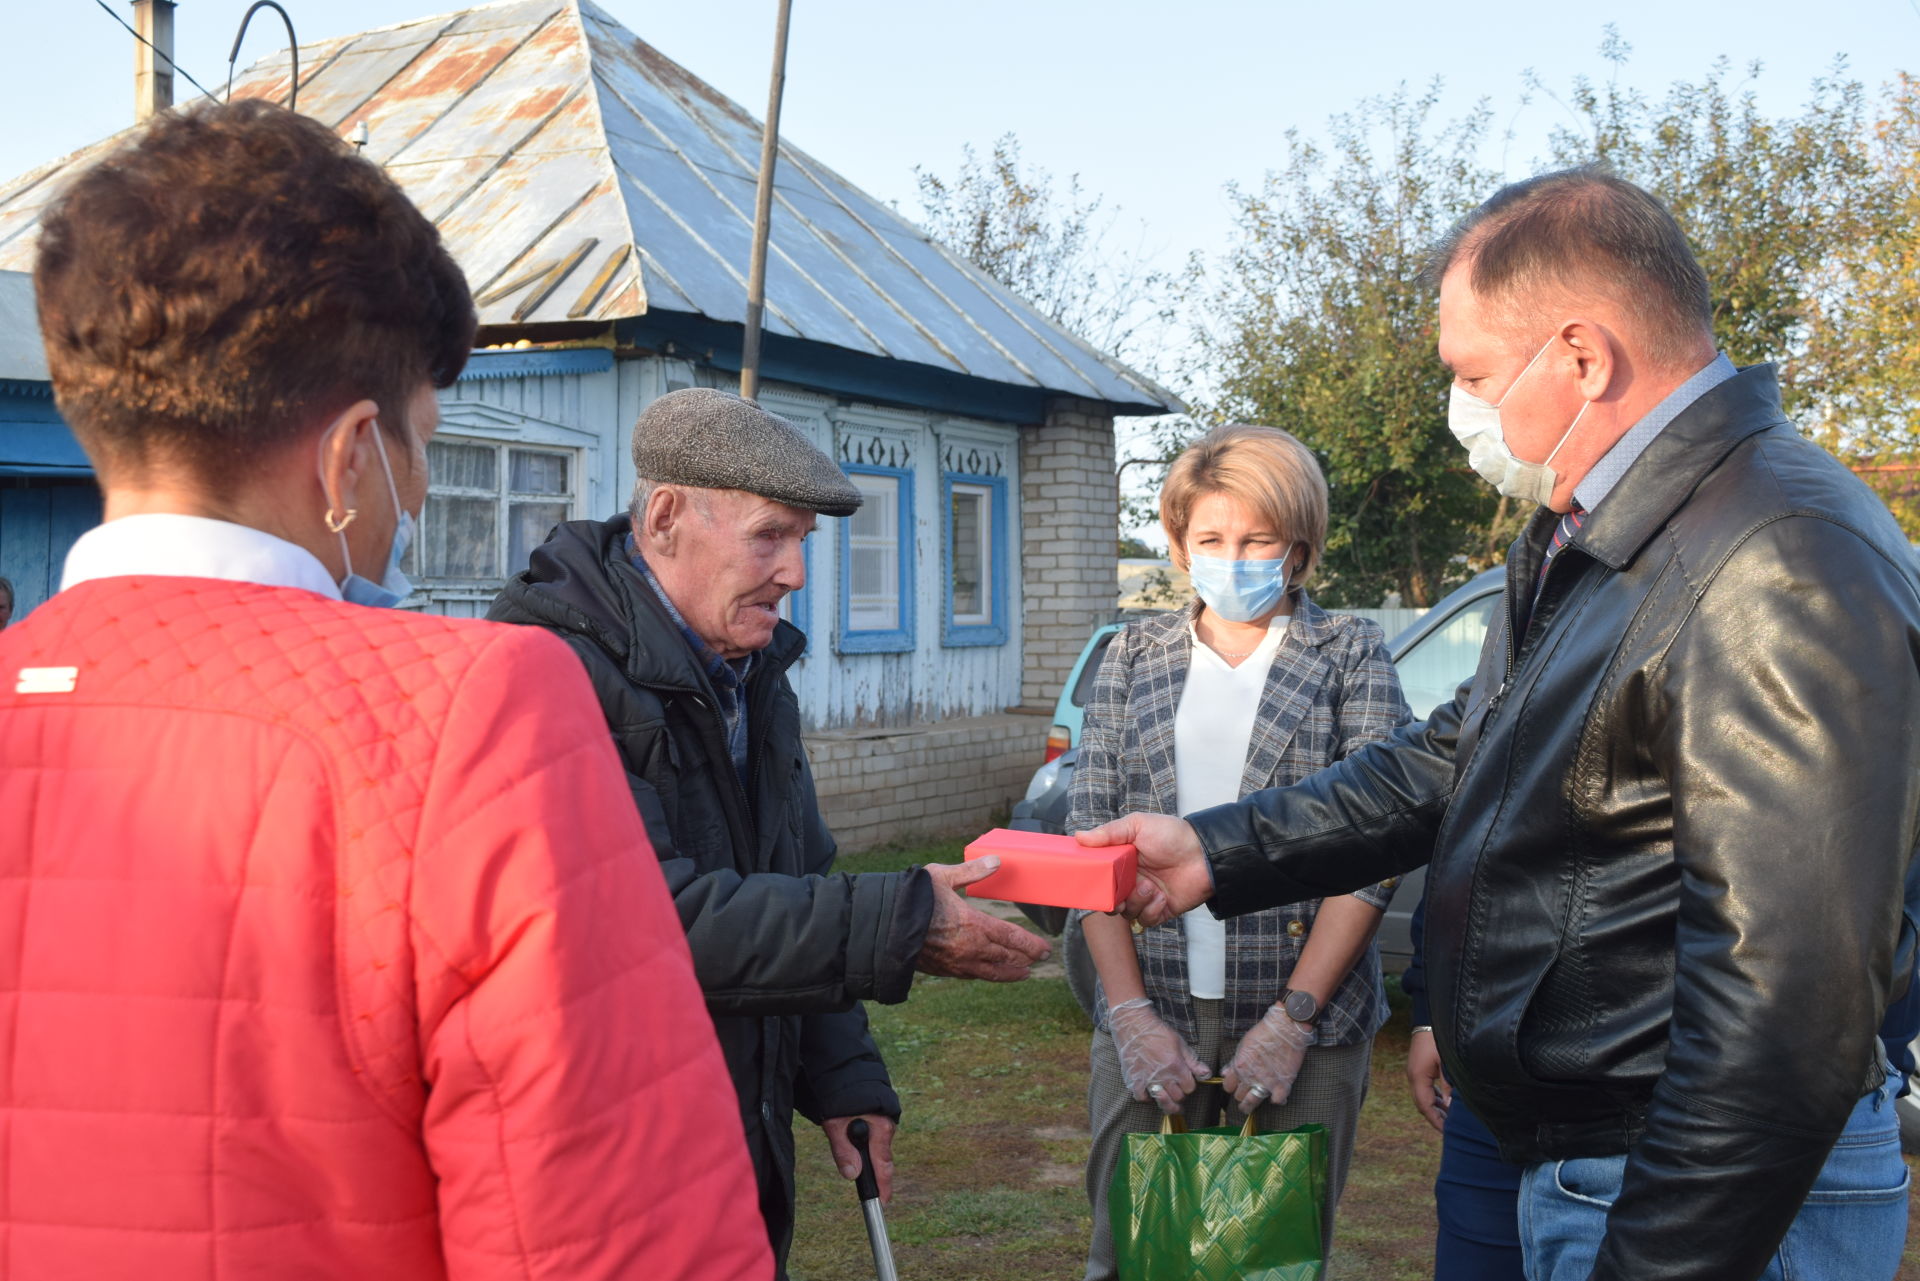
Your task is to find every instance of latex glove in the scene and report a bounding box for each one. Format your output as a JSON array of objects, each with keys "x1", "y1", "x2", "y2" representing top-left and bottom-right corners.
[
  {"x1": 1222, "y1": 1004, "x2": 1313, "y2": 1115},
  {"x1": 823, "y1": 1114, "x2": 894, "y2": 1204},
  {"x1": 1108, "y1": 997, "x2": 1210, "y2": 1115},
  {"x1": 1406, "y1": 1026, "x2": 1451, "y2": 1133}
]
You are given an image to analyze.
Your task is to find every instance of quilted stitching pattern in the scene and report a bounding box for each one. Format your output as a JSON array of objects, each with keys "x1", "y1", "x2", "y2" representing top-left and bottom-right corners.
[{"x1": 0, "y1": 577, "x2": 771, "y2": 1280}]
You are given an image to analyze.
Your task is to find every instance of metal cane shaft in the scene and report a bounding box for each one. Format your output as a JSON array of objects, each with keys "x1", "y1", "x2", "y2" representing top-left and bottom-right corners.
[{"x1": 860, "y1": 1200, "x2": 899, "y2": 1281}]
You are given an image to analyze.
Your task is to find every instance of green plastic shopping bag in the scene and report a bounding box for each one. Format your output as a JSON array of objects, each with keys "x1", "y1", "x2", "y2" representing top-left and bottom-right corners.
[{"x1": 1109, "y1": 1098, "x2": 1328, "y2": 1281}]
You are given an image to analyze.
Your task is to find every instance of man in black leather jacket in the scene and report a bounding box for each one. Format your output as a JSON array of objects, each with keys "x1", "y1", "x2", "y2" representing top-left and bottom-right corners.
[
  {"x1": 1083, "y1": 170, "x2": 1920, "y2": 1280},
  {"x1": 490, "y1": 388, "x2": 1049, "y2": 1275}
]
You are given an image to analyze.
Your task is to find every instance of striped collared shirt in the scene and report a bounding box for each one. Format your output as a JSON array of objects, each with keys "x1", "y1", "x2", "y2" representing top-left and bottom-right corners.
[{"x1": 1575, "y1": 353, "x2": 1737, "y2": 513}]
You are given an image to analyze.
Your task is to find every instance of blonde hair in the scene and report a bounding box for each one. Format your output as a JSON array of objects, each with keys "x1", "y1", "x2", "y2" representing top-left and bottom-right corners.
[{"x1": 1160, "y1": 424, "x2": 1329, "y2": 587}]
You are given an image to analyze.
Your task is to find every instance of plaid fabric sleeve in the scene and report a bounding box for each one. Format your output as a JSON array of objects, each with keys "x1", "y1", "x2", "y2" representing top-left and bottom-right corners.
[
  {"x1": 1066, "y1": 624, "x2": 1135, "y2": 837},
  {"x1": 1332, "y1": 619, "x2": 1415, "y2": 912}
]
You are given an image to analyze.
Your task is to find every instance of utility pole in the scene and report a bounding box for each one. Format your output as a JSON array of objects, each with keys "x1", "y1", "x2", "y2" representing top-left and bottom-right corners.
[
  {"x1": 133, "y1": 0, "x2": 177, "y2": 123},
  {"x1": 738, "y1": 0, "x2": 791, "y2": 403}
]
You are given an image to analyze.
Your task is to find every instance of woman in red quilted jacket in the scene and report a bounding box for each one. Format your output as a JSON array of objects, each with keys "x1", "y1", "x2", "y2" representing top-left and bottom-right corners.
[{"x1": 0, "y1": 101, "x2": 770, "y2": 1281}]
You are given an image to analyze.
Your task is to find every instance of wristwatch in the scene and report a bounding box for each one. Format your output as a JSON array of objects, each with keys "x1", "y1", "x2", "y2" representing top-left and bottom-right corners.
[{"x1": 1280, "y1": 987, "x2": 1320, "y2": 1025}]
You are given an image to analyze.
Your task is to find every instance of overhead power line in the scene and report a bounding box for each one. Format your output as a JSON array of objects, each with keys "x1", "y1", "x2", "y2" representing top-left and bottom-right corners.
[{"x1": 91, "y1": 0, "x2": 220, "y2": 104}]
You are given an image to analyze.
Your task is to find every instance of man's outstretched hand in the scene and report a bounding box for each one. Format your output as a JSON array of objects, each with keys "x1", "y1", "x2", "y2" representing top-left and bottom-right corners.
[
  {"x1": 1075, "y1": 813, "x2": 1213, "y2": 926},
  {"x1": 917, "y1": 859, "x2": 1052, "y2": 981}
]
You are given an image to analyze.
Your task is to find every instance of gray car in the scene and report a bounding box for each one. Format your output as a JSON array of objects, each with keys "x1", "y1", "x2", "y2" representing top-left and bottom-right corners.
[{"x1": 1010, "y1": 570, "x2": 1505, "y2": 1014}]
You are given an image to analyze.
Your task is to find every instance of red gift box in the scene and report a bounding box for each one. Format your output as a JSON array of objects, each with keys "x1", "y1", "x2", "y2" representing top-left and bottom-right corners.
[{"x1": 961, "y1": 828, "x2": 1139, "y2": 913}]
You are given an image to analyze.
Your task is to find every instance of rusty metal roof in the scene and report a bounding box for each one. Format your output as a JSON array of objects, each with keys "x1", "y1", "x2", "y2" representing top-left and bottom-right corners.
[{"x1": 0, "y1": 0, "x2": 1175, "y2": 413}]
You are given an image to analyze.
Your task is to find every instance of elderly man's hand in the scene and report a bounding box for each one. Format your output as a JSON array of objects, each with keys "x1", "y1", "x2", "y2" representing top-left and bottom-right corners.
[
  {"x1": 1075, "y1": 813, "x2": 1212, "y2": 926},
  {"x1": 823, "y1": 1114, "x2": 894, "y2": 1204},
  {"x1": 918, "y1": 860, "x2": 1052, "y2": 981}
]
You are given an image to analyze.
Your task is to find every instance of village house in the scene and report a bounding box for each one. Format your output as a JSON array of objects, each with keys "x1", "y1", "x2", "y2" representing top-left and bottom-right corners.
[{"x1": 0, "y1": 0, "x2": 1178, "y2": 849}]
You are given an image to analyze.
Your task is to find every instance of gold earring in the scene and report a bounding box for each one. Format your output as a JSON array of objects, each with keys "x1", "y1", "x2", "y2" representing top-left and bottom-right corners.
[{"x1": 324, "y1": 507, "x2": 358, "y2": 533}]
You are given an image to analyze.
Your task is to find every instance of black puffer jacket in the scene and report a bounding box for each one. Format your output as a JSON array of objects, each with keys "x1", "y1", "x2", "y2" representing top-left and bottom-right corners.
[
  {"x1": 488, "y1": 515, "x2": 934, "y2": 1269},
  {"x1": 1188, "y1": 366, "x2": 1920, "y2": 1281}
]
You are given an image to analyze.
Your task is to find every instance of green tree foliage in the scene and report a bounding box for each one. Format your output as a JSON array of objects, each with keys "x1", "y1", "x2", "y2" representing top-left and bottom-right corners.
[
  {"x1": 1543, "y1": 42, "x2": 1920, "y2": 534},
  {"x1": 1196, "y1": 37, "x2": 1912, "y2": 603},
  {"x1": 914, "y1": 134, "x2": 1169, "y2": 371},
  {"x1": 1812, "y1": 73, "x2": 1920, "y2": 530},
  {"x1": 1198, "y1": 87, "x2": 1504, "y2": 607},
  {"x1": 1542, "y1": 34, "x2": 1880, "y2": 421},
  {"x1": 916, "y1": 134, "x2": 1187, "y2": 565}
]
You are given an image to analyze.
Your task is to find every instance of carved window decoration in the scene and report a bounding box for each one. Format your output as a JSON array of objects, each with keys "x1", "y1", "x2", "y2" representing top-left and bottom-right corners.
[
  {"x1": 939, "y1": 441, "x2": 1008, "y2": 478},
  {"x1": 838, "y1": 431, "x2": 913, "y2": 471}
]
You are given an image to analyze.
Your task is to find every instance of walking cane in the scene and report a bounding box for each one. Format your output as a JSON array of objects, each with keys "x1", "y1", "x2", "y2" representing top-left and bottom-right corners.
[{"x1": 848, "y1": 1119, "x2": 900, "y2": 1281}]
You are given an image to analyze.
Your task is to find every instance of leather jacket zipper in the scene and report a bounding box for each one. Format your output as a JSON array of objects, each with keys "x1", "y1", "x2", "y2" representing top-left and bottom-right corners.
[{"x1": 1486, "y1": 609, "x2": 1518, "y2": 720}]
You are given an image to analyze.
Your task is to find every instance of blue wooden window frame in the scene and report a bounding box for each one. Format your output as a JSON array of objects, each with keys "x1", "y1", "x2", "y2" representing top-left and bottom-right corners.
[
  {"x1": 837, "y1": 463, "x2": 915, "y2": 653},
  {"x1": 941, "y1": 472, "x2": 1009, "y2": 647}
]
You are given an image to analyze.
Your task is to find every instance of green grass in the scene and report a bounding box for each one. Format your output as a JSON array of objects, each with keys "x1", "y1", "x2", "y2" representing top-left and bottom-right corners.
[
  {"x1": 788, "y1": 842, "x2": 1920, "y2": 1279},
  {"x1": 830, "y1": 839, "x2": 968, "y2": 877},
  {"x1": 787, "y1": 962, "x2": 1094, "y2": 1279}
]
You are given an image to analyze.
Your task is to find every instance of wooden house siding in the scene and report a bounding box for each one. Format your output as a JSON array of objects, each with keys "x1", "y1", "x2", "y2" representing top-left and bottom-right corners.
[
  {"x1": 0, "y1": 482, "x2": 101, "y2": 617},
  {"x1": 417, "y1": 353, "x2": 1028, "y2": 731},
  {"x1": 755, "y1": 378, "x2": 1026, "y2": 731}
]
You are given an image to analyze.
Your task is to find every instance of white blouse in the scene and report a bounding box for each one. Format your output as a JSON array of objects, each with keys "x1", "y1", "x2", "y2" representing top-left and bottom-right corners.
[{"x1": 1172, "y1": 613, "x2": 1290, "y2": 998}]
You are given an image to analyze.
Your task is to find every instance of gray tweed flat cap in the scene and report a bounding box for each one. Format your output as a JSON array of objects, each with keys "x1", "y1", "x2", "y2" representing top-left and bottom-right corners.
[{"x1": 631, "y1": 388, "x2": 863, "y2": 516}]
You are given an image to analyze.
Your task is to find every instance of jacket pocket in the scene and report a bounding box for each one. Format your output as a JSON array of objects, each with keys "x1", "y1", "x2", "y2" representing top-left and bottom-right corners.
[
  {"x1": 1514, "y1": 951, "x2": 1596, "y2": 1084},
  {"x1": 1550, "y1": 1155, "x2": 1623, "y2": 1208}
]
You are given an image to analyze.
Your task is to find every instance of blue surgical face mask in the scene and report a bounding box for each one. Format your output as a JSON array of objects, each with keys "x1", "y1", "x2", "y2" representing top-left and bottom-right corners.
[
  {"x1": 1188, "y1": 554, "x2": 1290, "y2": 623},
  {"x1": 342, "y1": 507, "x2": 415, "y2": 609},
  {"x1": 322, "y1": 420, "x2": 418, "y2": 609}
]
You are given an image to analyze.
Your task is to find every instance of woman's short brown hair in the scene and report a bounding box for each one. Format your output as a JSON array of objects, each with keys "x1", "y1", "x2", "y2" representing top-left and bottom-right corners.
[
  {"x1": 34, "y1": 100, "x2": 475, "y2": 486},
  {"x1": 1160, "y1": 424, "x2": 1330, "y2": 586}
]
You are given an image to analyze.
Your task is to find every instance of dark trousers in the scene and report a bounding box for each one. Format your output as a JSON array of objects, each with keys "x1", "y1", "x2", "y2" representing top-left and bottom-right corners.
[{"x1": 1434, "y1": 1097, "x2": 1525, "y2": 1281}]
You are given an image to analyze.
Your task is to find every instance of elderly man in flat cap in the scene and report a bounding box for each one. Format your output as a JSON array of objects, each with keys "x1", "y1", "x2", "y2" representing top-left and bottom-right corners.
[{"x1": 490, "y1": 388, "x2": 1049, "y2": 1274}]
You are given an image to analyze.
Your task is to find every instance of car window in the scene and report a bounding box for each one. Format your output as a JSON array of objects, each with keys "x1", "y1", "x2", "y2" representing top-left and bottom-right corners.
[
  {"x1": 1393, "y1": 593, "x2": 1499, "y2": 719},
  {"x1": 1069, "y1": 632, "x2": 1116, "y2": 709}
]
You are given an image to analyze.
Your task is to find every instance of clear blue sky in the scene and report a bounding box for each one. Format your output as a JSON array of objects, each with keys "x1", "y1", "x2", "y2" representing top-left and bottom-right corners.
[{"x1": 10, "y1": 0, "x2": 1916, "y2": 283}]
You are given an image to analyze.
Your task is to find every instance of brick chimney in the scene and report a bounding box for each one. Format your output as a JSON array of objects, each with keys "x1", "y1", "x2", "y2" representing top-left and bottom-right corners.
[{"x1": 133, "y1": 1, "x2": 176, "y2": 123}]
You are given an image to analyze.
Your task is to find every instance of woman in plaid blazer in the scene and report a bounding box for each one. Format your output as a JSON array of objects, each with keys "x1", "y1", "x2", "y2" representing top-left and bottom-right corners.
[{"x1": 1071, "y1": 425, "x2": 1412, "y2": 1279}]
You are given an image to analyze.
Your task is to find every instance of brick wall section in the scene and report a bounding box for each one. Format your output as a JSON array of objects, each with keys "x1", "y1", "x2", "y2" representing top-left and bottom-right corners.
[
  {"x1": 1019, "y1": 396, "x2": 1118, "y2": 708},
  {"x1": 807, "y1": 713, "x2": 1048, "y2": 853}
]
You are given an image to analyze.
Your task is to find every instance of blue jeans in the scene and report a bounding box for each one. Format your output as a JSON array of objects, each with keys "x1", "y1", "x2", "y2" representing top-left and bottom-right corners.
[
  {"x1": 1436, "y1": 1099, "x2": 1526, "y2": 1281},
  {"x1": 1519, "y1": 1073, "x2": 1910, "y2": 1281}
]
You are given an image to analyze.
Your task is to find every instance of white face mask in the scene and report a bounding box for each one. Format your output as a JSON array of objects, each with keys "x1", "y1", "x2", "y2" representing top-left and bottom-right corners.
[{"x1": 1447, "y1": 336, "x2": 1590, "y2": 507}]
